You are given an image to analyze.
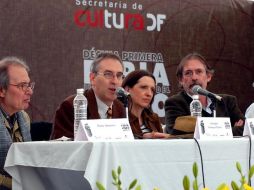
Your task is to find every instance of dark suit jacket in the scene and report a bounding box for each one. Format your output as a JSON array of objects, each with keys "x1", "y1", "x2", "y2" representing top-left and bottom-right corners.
[
  {"x1": 164, "y1": 91, "x2": 245, "y2": 136},
  {"x1": 51, "y1": 89, "x2": 126, "y2": 139}
]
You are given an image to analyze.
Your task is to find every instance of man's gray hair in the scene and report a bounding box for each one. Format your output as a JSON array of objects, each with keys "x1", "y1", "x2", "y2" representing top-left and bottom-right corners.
[
  {"x1": 90, "y1": 52, "x2": 123, "y2": 73},
  {"x1": 0, "y1": 56, "x2": 30, "y2": 89}
]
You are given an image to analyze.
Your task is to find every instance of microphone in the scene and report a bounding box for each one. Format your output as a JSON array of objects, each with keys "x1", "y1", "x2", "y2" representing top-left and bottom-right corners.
[
  {"x1": 116, "y1": 87, "x2": 130, "y2": 97},
  {"x1": 116, "y1": 87, "x2": 129, "y2": 115},
  {"x1": 192, "y1": 85, "x2": 222, "y2": 101}
]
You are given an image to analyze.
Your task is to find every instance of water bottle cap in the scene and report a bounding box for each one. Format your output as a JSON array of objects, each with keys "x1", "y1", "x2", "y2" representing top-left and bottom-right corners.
[
  {"x1": 192, "y1": 95, "x2": 199, "y2": 100},
  {"x1": 76, "y1": 88, "x2": 84, "y2": 94}
]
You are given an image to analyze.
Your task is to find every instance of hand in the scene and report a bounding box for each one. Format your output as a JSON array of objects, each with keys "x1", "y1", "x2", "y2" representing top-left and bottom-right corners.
[
  {"x1": 234, "y1": 119, "x2": 244, "y2": 127},
  {"x1": 143, "y1": 132, "x2": 170, "y2": 139}
]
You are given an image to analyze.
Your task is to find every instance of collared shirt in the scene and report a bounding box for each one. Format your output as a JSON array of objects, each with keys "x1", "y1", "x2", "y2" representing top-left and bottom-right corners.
[
  {"x1": 0, "y1": 108, "x2": 17, "y2": 129},
  {"x1": 0, "y1": 106, "x2": 23, "y2": 142},
  {"x1": 204, "y1": 98, "x2": 213, "y2": 114},
  {"x1": 95, "y1": 95, "x2": 113, "y2": 119}
]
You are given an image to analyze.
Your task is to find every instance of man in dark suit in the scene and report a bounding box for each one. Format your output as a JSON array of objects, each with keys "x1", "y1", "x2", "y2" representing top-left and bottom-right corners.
[
  {"x1": 51, "y1": 53, "x2": 126, "y2": 139},
  {"x1": 164, "y1": 53, "x2": 244, "y2": 136},
  {"x1": 0, "y1": 57, "x2": 33, "y2": 189}
]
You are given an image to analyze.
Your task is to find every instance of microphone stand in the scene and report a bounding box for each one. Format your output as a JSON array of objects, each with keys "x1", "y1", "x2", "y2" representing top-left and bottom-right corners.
[
  {"x1": 123, "y1": 97, "x2": 129, "y2": 119},
  {"x1": 118, "y1": 95, "x2": 129, "y2": 119}
]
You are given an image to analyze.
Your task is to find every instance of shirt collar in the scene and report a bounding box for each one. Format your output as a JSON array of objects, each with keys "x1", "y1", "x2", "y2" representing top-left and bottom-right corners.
[
  {"x1": 94, "y1": 95, "x2": 112, "y2": 119},
  {"x1": 0, "y1": 105, "x2": 17, "y2": 127}
]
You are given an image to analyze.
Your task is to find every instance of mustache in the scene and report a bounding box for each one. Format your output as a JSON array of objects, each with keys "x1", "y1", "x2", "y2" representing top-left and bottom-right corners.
[{"x1": 189, "y1": 83, "x2": 201, "y2": 89}]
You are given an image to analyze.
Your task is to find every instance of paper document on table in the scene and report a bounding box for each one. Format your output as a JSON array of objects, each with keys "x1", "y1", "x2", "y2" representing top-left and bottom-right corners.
[
  {"x1": 243, "y1": 118, "x2": 254, "y2": 138},
  {"x1": 75, "y1": 118, "x2": 134, "y2": 141},
  {"x1": 194, "y1": 117, "x2": 233, "y2": 139}
]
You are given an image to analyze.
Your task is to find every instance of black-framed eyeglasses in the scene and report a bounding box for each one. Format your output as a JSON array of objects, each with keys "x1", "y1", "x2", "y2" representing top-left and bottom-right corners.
[
  {"x1": 9, "y1": 82, "x2": 35, "y2": 91},
  {"x1": 96, "y1": 71, "x2": 124, "y2": 80}
]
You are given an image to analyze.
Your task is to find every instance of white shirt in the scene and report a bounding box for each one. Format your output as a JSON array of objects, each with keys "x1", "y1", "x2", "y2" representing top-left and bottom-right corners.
[{"x1": 95, "y1": 95, "x2": 112, "y2": 119}]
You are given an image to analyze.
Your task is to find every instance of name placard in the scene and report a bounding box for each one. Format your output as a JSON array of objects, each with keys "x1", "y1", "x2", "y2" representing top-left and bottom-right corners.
[
  {"x1": 194, "y1": 117, "x2": 233, "y2": 139},
  {"x1": 243, "y1": 118, "x2": 254, "y2": 138},
  {"x1": 75, "y1": 118, "x2": 134, "y2": 141}
]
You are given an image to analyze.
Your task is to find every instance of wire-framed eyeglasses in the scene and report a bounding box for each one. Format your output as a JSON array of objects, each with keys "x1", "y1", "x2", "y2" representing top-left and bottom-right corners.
[
  {"x1": 96, "y1": 71, "x2": 124, "y2": 80},
  {"x1": 9, "y1": 82, "x2": 35, "y2": 91}
]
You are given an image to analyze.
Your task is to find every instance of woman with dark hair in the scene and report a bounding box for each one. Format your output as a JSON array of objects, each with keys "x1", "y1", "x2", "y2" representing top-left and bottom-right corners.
[{"x1": 122, "y1": 70, "x2": 169, "y2": 139}]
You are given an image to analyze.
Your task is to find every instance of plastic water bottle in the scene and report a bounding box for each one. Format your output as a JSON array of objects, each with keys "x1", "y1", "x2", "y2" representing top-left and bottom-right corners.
[
  {"x1": 73, "y1": 88, "x2": 87, "y2": 139},
  {"x1": 190, "y1": 95, "x2": 202, "y2": 117}
]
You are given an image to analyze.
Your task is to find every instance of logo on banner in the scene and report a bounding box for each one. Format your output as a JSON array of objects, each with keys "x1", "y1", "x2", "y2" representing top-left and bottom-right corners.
[{"x1": 74, "y1": 1, "x2": 166, "y2": 31}]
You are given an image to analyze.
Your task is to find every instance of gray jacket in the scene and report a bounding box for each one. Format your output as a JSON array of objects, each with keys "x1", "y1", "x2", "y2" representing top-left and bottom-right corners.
[{"x1": 0, "y1": 111, "x2": 31, "y2": 176}]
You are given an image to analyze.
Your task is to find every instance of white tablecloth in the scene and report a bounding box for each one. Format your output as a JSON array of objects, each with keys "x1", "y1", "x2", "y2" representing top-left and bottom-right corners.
[{"x1": 4, "y1": 138, "x2": 254, "y2": 190}]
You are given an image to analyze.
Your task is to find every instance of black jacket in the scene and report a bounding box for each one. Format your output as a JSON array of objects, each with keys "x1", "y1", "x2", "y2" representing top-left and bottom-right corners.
[{"x1": 164, "y1": 91, "x2": 245, "y2": 136}]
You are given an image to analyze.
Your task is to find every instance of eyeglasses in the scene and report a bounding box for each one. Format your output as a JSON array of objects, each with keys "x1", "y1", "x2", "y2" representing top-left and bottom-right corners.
[
  {"x1": 183, "y1": 69, "x2": 206, "y2": 77},
  {"x1": 9, "y1": 82, "x2": 35, "y2": 91},
  {"x1": 96, "y1": 71, "x2": 124, "y2": 80}
]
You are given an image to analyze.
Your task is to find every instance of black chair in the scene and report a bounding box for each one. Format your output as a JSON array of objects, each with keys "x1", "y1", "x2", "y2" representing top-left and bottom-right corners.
[{"x1": 30, "y1": 122, "x2": 53, "y2": 141}]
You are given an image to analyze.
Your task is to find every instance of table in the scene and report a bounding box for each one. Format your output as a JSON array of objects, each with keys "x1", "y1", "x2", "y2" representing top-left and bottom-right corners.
[{"x1": 4, "y1": 138, "x2": 254, "y2": 190}]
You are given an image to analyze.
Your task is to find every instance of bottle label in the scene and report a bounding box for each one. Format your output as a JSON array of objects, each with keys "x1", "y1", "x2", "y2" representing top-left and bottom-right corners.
[
  {"x1": 190, "y1": 100, "x2": 202, "y2": 117},
  {"x1": 73, "y1": 94, "x2": 88, "y2": 139}
]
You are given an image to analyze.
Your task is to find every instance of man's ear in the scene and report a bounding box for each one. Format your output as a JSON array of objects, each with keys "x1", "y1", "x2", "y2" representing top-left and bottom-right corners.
[
  {"x1": 207, "y1": 73, "x2": 213, "y2": 83},
  {"x1": 89, "y1": 72, "x2": 96, "y2": 86},
  {"x1": 0, "y1": 88, "x2": 6, "y2": 98}
]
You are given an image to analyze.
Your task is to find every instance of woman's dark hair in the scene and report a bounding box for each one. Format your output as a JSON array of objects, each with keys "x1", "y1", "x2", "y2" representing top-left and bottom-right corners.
[
  {"x1": 122, "y1": 70, "x2": 156, "y2": 88},
  {"x1": 122, "y1": 69, "x2": 156, "y2": 106},
  {"x1": 122, "y1": 70, "x2": 158, "y2": 123}
]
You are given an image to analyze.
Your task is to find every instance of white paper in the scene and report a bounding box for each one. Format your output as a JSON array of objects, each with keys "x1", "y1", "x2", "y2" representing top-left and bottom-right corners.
[
  {"x1": 75, "y1": 118, "x2": 134, "y2": 141},
  {"x1": 194, "y1": 117, "x2": 233, "y2": 139}
]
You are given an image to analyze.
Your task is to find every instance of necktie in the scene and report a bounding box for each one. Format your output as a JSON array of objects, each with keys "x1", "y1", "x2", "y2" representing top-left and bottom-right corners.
[{"x1": 106, "y1": 107, "x2": 112, "y2": 119}]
